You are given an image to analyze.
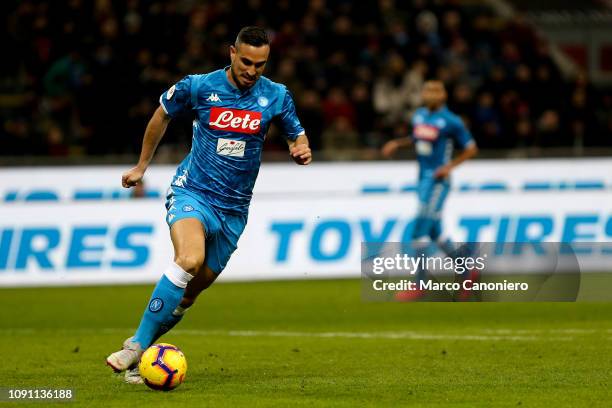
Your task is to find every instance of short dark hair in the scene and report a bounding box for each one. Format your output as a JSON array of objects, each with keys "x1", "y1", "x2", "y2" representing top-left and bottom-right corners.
[{"x1": 235, "y1": 26, "x2": 269, "y2": 47}]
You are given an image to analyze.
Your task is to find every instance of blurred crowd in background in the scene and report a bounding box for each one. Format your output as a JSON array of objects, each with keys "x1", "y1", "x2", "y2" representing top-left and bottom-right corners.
[{"x1": 1, "y1": 0, "x2": 611, "y2": 159}]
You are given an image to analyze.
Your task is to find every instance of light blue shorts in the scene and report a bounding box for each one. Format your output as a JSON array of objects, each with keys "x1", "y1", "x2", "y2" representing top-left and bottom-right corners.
[
  {"x1": 416, "y1": 177, "x2": 450, "y2": 217},
  {"x1": 411, "y1": 177, "x2": 451, "y2": 240},
  {"x1": 165, "y1": 187, "x2": 248, "y2": 274}
]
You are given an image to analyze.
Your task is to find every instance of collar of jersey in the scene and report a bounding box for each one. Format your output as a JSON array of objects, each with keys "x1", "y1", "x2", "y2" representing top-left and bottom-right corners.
[
  {"x1": 221, "y1": 66, "x2": 259, "y2": 96},
  {"x1": 425, "y1": 105, "x2": 448, "y2": 115}
]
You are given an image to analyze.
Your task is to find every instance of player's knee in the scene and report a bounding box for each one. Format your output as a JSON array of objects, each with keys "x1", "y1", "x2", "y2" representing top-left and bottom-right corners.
[{"x1": 174, "y1": 254, "x2": 204, "y2": 275}]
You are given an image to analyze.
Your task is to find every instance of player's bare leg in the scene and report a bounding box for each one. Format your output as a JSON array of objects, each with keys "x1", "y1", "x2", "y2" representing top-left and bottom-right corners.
[
  {"x1": 182, "y1": 265, "x2": 219, "y2": 305},
  {"x1": 151, "y1": 220, "x2": 216, "y2": 337},
  {"x1": 171, "y1": 218, "x2": 207, "y2": 276},
  {"x1": 150, "y1": 264, "x2": 218, "y2": 341},
  {"x1": 107, "y1": 218, "x2": 204, "y2": 373},
  {"x1": 125, "y1": 260, "x2": 217, "y2": 383}
]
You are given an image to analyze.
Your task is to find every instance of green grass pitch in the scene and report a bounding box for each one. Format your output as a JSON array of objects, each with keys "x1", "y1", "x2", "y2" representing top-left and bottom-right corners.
[{"x1": 0, "y1": 279, "x2": 610, "y2": 407}]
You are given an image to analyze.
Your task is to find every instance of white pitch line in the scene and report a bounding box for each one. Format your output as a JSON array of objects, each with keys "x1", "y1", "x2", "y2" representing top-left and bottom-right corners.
[
  {"x1": 0, "y1": 327, "x2": 581, "y2": 341},
  {"x1": 2, "y1": 326, "x2": 609, "y2": 339},
  {"x1": 482, "y1": 328, "x2": 605, "y2": 335},
  {"x1": 216, "y1": 329, "x2": 544, "y2": 342}
]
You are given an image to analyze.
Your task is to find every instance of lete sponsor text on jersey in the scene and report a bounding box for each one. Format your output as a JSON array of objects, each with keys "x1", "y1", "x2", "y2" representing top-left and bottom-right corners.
[
  {"x1": 413, "y1": 124, "x2": 440, "y2": 141},
  {"x1": 209, "y1": 107, "x2": 262, "y2": 134}
]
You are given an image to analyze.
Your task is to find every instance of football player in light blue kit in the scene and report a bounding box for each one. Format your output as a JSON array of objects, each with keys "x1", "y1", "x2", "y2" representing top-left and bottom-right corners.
[
  {"x1": 106, "y1": 27, "x2": 312, "y2": 382},
  {"x1": 382, "y1": 80, "x2": 478, "y2": 300}
]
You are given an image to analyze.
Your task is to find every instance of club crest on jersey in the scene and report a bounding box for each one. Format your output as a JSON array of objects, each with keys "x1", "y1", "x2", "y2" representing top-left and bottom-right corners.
[
  {"x1": 413, "y1": 124, "x2": 440, "y2": 141},
  {"x1": 209, "y1": 107, "x2": 262, "y2": 134},
  {"x1": 257, "y1": 96, "x2": 269, "y2": 107}
]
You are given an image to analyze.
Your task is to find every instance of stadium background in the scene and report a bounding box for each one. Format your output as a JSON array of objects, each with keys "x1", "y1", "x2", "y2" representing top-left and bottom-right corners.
[
  {"x1": 1, "y1": 1, "x2": 612, "y2": 406},
  {"x1": 2, "y1": 0, "x2": 611, "y2": 161}
]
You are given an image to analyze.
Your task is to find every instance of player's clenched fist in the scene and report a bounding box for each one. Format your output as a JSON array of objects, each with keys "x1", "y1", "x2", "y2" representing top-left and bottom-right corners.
[
  {"x1": 122, "y1": 166, "x2": 145, "y2": 188},
  {"x1": 290, "y1": 144, "x2": 312, "y2": 165}
]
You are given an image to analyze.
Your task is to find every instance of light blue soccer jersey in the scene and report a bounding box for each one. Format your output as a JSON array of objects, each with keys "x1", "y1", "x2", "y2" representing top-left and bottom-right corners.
[
  {"x1": 160, "y1": 68, "x2": 305, "y2": 214},
  {"x1": 410, "y1": 106, "x2": 474, "y2": 180}
]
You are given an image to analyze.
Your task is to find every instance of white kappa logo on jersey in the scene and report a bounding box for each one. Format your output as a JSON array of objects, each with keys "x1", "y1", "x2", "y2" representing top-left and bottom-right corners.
[
  {"x1": 172, "y1": 169, "x2": 188, "y2": 188},
  {"x1": 207, "y1": 93, "x2": 221, "y2": 103}
]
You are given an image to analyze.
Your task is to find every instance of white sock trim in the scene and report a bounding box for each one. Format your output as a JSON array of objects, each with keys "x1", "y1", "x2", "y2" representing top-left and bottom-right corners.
[{"x1": 164, "y1": 262, "x2": 193, "y2": 289}]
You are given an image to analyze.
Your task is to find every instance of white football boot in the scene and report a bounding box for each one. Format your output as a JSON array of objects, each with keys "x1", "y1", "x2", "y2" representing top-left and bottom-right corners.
[
  {"x1": 106, "y1": 337, "x2": 143, "y2": 373},
  {"x1": 124, "y1": 364, "x2": 144, "y2": 384}
]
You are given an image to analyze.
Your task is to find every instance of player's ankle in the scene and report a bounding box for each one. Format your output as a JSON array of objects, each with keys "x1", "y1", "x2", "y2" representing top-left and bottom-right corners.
[{"x1": 172, "y1": 304, "x2": 189, "y2": 316}]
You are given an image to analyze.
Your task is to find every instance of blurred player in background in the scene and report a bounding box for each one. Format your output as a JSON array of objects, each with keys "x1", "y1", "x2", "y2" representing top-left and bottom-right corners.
[
  {"x1": 106, "y1": 26, "x2": 312, "y2": 382},
  {"x1": 382, "y1": 80, "x2": 478, "y2": 301}
]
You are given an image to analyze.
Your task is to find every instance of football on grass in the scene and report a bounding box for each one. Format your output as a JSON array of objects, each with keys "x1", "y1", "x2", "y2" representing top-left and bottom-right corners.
[{"x1": 139, "y1": 343, "x2": 187, "y2": 391}]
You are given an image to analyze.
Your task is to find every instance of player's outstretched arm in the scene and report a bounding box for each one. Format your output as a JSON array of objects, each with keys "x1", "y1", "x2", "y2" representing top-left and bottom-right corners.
[
  {"x1": 381, "y1": 137, "x2": 412, "y2": 158},
  {"x1": 288, "y1": 134, "x2": 312, "y2": 165},
  {"x1": 122, "y1": 106, "x2": 171, "y2": 188}
]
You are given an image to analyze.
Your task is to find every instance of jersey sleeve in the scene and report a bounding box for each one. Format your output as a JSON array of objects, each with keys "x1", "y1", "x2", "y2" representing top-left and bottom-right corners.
[
  {"x1": 275, "y1": 87, "x2": 305, "y2": 141},
  {"x1": 159, "y1": 76, "x2": 193, "y2": 118},
  {"x1": 450, "y1": 115, "x2": 475, "y2": 149}
]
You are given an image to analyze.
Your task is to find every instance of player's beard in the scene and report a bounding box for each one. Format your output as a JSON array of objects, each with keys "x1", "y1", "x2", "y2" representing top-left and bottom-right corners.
[{"x1": 230, "y1": 65, "x2": 255, "y2": 90}]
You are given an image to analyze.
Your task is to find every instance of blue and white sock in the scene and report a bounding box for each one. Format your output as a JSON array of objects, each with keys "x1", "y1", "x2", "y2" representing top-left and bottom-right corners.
[{"x1": 133, "y1": 262, "x2": 193, "y2": 349}]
